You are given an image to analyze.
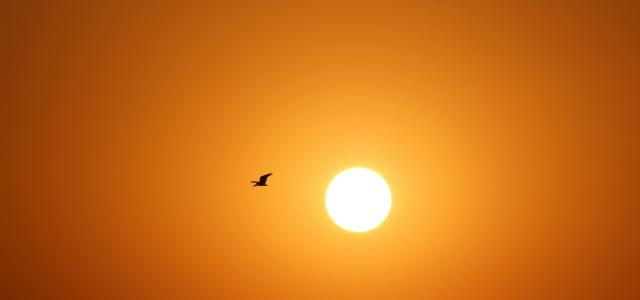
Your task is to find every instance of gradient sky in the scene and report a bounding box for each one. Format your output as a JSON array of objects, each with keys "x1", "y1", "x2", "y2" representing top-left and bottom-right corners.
[{"x1": 8, "y1": 1, "x2": 640, "y2": 299}]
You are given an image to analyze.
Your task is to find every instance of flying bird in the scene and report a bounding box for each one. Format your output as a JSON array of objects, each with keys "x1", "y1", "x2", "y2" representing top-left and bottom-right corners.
[{"x1": 251, "y1": 173, "x2": 272, "y2": 187}]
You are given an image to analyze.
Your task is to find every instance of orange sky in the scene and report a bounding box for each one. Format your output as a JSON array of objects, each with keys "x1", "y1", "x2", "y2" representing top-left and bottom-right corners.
[{"x1": 8, "y1": 1, "x2": 640, "y2": 299}]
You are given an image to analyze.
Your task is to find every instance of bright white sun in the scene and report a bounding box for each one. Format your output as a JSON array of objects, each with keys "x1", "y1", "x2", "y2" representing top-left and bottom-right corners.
[{"x1": 325, "y1": 168, "x2": 392, "y2": 232}]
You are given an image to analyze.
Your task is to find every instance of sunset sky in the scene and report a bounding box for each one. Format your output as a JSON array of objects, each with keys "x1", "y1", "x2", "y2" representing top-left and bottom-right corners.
[{"x1": 8, "y1": 1, "x2": 640, "y2": 299}]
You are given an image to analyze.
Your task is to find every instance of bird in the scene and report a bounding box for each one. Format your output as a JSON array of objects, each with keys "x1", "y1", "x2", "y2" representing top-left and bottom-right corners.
[{"x1": 251, "y1": 173, "x2": 272, "y2": 187}]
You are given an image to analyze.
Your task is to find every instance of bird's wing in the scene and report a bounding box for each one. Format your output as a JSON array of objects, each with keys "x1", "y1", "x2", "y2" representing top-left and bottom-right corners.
[{"x1": 259, "y1": 173, "x2": 272, "y2": 183}]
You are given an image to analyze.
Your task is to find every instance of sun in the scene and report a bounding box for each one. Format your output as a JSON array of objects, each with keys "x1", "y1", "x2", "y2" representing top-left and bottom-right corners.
[{"x1": 325, "y1": 168, "x2": 392, "y2": 232}]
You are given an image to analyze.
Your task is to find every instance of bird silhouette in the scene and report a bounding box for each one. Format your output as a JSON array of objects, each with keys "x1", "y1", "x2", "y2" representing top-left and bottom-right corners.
[{"x1": 251, "y1": 173, "x2": 272, "y2": 187}]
